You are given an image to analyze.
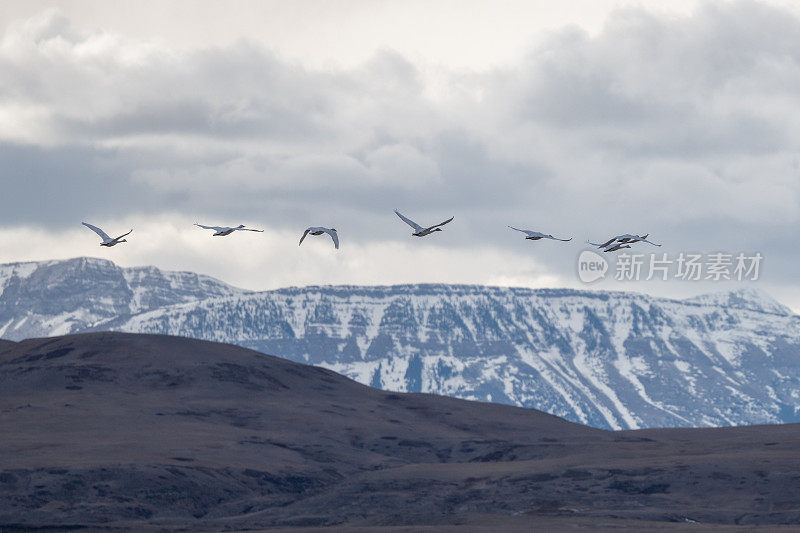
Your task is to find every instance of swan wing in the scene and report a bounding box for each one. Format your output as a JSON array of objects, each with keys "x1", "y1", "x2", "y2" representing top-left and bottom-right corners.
[
  {"x1": 82, "y1": 222, "x2": 110, "y2": 242},
  {"x1": 508, "y1": 225, "x2": 532, "y2": 236},
  {"x1": 299, "y1": 228, "x2": 311, "y2": 246},
  {"x1": 429, "y1": 216, "x2": 454, "y2": 229},
  {"x1": 194, "y1": 223, "x2": 224, "y2": 232},
  {"x1": 599, "y1": 236, "x2": 619, "y2": 248},
  {"x1": 637, "y1": 237, "x2": 662, "y2": 246},
  {"x1": 394, "y1": 209, "x2": 423, "y2": 232},
  {"x1": 324, "y1": 228, "x2": 340, "y2": 249}
]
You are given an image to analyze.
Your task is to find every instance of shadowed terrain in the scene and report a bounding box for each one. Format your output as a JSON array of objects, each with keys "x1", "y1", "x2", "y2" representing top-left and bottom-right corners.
[{"x1": 1, "y1": 332, "x2": 800, "y2": 531}]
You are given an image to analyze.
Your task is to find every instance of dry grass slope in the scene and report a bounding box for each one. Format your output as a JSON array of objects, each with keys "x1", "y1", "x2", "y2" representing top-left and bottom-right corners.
[{"x1": 1, "y1": 332, "x2": 799, "y2": 531}]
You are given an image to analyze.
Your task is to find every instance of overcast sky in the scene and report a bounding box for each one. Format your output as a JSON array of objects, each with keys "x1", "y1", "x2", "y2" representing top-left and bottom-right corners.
[{"x1": 1, "y1": 0, "x2": 799, "y2": 309}]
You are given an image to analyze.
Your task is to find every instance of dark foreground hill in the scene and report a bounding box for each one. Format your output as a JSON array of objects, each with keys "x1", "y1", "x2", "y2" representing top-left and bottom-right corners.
[{"x1": 1, "y1": 333, "x2": 800, "y2": 531}]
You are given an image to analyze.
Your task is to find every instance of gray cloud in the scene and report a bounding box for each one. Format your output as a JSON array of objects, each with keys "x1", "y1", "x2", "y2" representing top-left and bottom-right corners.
[
  {"x1": 506, "y1": 2, "x2": 800, "y2": 160},
  {"x1": 1, "y1": 2, "x2": 799, "y2": 300}
]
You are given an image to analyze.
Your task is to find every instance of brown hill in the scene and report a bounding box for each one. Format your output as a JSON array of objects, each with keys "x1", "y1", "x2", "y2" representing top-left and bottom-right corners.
[{"x1": 1, "y1": 332, "x2": 799, "y2": 531}]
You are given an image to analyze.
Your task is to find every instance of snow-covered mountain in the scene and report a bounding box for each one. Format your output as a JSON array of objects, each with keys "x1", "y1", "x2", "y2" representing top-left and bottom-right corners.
[
  {"x1": 2, "y1": 257, "x2": 799, "y2": 430},
  {"x1": 0, "y1": 257, "x2": 248, "y2": 340}
]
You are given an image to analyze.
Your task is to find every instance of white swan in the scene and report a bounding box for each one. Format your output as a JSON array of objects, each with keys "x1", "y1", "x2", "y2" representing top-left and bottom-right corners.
[
  {"x1": 82, "y1": 222, "x2": 132, "y2": 247},
  {"x1": 299, "y1": 227, "x2": 339, "y2": 249},
  {"x1": 194, "y1": 223, "x2": 264, "y2": 237},
  {"x1": 508, "y1": 226, "x2": 571, "y2": 242},
  {"x1": 394, "y1": 209, "x2": 454, "y2": 237},
  {"x1": 589, "y1": 233, "x2": 661, "y2": 251}
]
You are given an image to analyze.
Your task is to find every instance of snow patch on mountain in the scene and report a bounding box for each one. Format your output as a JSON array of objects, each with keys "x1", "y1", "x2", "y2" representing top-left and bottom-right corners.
[{"x1": 686, "y1": 287, "x2": 792, "y2": 316}]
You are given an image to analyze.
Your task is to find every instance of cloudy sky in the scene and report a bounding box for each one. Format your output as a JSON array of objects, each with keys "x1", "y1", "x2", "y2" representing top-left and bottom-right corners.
[{"x1": 1, "y1": 0, "x2": 800, "y2": 308}]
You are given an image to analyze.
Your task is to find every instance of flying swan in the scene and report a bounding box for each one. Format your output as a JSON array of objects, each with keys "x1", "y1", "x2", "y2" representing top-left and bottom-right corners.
[
  {"x1": 82, "y1": 222, "x2": 132, "y2": 247},
  {"x1": 194, "y1": 223, "x2": 264, "y2": 236},
  {"x1": 394, "y1": 209, "x2": 454, "y2": 237},
  {"x1": 589, "y1": 233, "x2": 661, "y2": 251},
  {"x1": 508, "y1": 226, "x2": 572, "y2": 242},
  {"x1": 299, "y1": 227, "x2": 339, "y2": 249}
]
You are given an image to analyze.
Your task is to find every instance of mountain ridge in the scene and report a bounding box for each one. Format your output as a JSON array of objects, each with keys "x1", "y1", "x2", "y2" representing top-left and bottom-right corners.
[
  {"x1": 0, "y1": 257, "x2": 248, "y2": 340},
  {"x1": 1, "y1": 257, "x2": 798, "y2": 431}
]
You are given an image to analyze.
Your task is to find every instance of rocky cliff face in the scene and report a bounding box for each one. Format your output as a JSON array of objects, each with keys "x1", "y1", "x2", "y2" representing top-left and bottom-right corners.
[{"x1": 2, "y1": 258, "x2": 799, "y2": 430}]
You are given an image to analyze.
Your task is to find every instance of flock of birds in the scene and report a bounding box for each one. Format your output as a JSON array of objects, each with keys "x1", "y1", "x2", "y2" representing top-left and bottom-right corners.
[{"x1": 82, "y1": 210, "x2": 661, "y2": 253}]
